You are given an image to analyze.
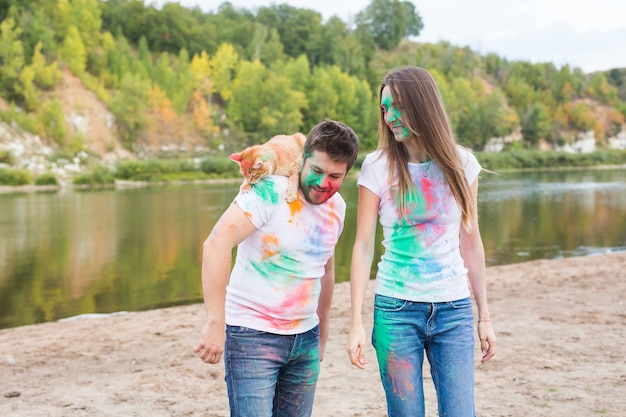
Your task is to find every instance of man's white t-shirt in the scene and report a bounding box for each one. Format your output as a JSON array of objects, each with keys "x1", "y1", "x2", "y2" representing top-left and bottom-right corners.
[
  {"x1": 358, "y1": 146, "x2": 481, "y2": 303},
  {"x1": 225, "y1": 175, "x2": 346, "y2": 334}
]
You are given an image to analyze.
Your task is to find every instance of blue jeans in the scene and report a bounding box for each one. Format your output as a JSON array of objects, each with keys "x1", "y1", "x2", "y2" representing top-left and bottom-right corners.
[
  {"x1": 224, "y1": 325, "x2": 320, "y2": 417},
  {"x1": 372, "y1": 295, "x2": 476, "y2": 417}
]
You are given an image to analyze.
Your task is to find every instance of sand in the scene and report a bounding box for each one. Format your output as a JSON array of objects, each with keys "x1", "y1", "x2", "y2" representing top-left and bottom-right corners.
[{"x1": 1, "y1": 252, "x2": 626, "y2": 416}]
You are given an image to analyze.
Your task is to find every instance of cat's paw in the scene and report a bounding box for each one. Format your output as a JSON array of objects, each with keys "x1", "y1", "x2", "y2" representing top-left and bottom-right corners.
[
  {"x1": 240, "y1": 182, "x2": 252, "y2": 193},
  {"x1": 285, "y1": 186, "x2": 299, "y2": 202}
]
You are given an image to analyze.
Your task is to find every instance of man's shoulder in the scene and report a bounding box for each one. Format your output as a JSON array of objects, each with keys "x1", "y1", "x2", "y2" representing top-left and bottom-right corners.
[{"x1": 248, "y1": 175, "x2": 289, "y2": 200}]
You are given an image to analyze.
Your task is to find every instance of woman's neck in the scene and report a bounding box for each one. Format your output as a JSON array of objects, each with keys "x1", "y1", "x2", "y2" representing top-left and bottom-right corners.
[{"x1": 403, "y1": 141, "x2": 428, "y2": 163}]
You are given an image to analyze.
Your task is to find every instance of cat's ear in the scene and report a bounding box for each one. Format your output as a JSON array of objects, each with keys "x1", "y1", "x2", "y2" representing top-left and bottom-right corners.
[
  {"x1": 294, "y1": 132, "x2": 306, "y2": 145},
  {"x1": 230, "y1": 153, "x2": 241, "y2": 163},
  {"x1": 252, "y1": 160, "x2": 263, "y2": 169}
]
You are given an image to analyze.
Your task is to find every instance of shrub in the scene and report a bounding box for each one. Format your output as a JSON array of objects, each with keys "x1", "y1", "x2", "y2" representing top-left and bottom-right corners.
[
  {"x1": 475, "y1": 149, "x2": 626, "y2": 171},
  {"x1": 73, "y1": 166, "x2": 115, "y2": 186},
  {"x1": 115, "y1": 158, "x2": 201, "y2": 181},
  {"x1": 0, "y1": 149, "x2": 15, "y2": 165},
  {"x1": 34, "y1": 173, "x2": 59, "y2": 185},
  {"x1": 199, "y1": 156, "x2": 239, "y2": 176},
  {"x1": 0, "y1": 168, "x2": 31, "y2": 185}
]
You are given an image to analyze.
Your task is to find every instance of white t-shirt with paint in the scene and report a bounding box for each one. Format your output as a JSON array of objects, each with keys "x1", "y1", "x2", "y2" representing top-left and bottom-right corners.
[
  {"x1": 358, "y1": 146, "x2": 481, "y2": 303},
  {"x1": 225, "y1": 175, "x2": 346, "y2": 334}
]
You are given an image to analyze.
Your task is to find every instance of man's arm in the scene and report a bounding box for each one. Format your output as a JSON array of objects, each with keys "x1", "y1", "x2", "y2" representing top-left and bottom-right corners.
[
  {"x1": 194, "y1": 201, "x2": 256, "y2": 364},
  {"x1": 317, "y1": 254, "x2": 335, "y2": 361}
]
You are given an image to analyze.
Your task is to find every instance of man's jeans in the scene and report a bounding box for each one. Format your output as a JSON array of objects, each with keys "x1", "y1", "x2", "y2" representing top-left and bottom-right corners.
[
  {"x1": 225, "y1": 325, "x2": 320, "y2": 417},
  {"x1": 372, "y1": 295, "x2": 476, "y2": 417}
]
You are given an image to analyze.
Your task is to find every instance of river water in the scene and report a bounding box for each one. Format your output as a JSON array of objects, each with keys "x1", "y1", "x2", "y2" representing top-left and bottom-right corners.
[{"x1": 1, "y1": 168, "x2": 625, "y2": 329}]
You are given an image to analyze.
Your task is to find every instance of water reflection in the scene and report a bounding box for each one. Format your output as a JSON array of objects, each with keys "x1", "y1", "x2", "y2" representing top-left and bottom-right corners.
[
  {"x1": 1, "y1": 169, "x2": 625, "y2": 329},
  {"x1": 478, "y1": 170, "x2": 626, "y2": 265}
]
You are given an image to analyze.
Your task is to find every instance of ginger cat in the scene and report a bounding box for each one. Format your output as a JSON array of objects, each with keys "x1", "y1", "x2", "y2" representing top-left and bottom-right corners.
[{"x1": 230, "y1": 132, "x2": 306, "y2": 202}]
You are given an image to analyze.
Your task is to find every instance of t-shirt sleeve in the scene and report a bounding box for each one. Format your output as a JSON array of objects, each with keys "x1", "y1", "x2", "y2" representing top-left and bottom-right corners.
[
  {"x1": 458, "y1": 146, "x2": 481, "y2": 184},
  {"x1": 357, "y1": 152, "x2": 382, "y2": 197},
  {"x1": 234, "y1": 176, "x2": 286, "y2": 228}
]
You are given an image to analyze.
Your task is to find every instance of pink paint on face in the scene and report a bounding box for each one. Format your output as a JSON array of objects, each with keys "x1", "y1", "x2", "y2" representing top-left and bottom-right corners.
[{"x1": 300, "y1": 150, "x2": 347, "y2": 205}]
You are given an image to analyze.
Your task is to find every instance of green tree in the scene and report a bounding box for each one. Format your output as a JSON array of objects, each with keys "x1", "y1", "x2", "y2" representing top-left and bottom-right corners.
[
  {"x1": 39, "y1": 99, "x2": 67, "y2": 145},
  {"x1": 60, "y1": 26, "x2": 87, "y2": 75},
  {"x1": 278, "y1": 55, "x2": 310, "y2": 94},
  {"x1": 16, "y1": 65, "x2": 38, "y2": 111},
  {"x1": 153, "y1": 52, "x2": 175, "y2": 92},
  {"x1": 211, "y1": 43, "x2": 239, "y2": 102},
  {"x1": 247, "y1": 23, "x2": 285, "y2": 66},
  {"x1": 227, "y1": 60, "x2": 266, "y2": 138},
  {"x1": 505, "y1": 75, "x2": 535, "y2": 113},
  {"x1": 266, "y1": 5, "x2": 324, "y2": 65},
  {"x1": 31, "y1": 41, "x2": 61, "y2": 89},
  {"x1": 70, "y1": 0, "x2": 102, "y2": 49},
  {"x1": 304, "y1": 67, "x2": 340, "y2": 128},
  {"x1": 587, "y1": 72, "x2": 619, "y2": 106},
  {"x1": 565, "y1": 101, "x2": 595, "y2": 132},
  {"x1": 209, "y1": 2, "x2": 255, "y2": 55},
  {"x1": 357, "y1": 0, "x2": 423, "y2": 51},
  {"x1": 52, "y1": 0, "x2": 71, "y2": 41},
  {"x1": 171, "y1": 48, "x2": 194, "y2": 114},
  {"x1": 259, "y1": 72, "x2": 306, "y2": 136},
  {"x1": 108, "y1": 73, "x2": 150, "y2": 148},
  {"x1": 137, "y1": 35, "x2": 153, "y2": 80},
  {"x1": 521, "y1": 103, "x2": 551, "y2": 145},
  {"x1": 104, "y1": 32, "x2": 134, "y2": 86},
  {"x1": 17, "y1": 6, "x2": 56, "y2": 62},
  {"x1": 0, "y1": 17, "x2": 25, "y2": 100},
  {"x1": 190, "y1": 50, "x2": 213, "y2": 95}
]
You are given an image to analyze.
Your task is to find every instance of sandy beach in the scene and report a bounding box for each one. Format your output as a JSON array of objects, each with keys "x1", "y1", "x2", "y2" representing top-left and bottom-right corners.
[{"x1": 1, "y1": 252, "x2": 626, "y2": 416}]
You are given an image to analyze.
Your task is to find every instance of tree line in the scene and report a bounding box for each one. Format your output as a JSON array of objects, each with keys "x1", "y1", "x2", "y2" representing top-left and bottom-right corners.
[{"x1": 0, "y1": 0, "x2": 625, "y2": 156}]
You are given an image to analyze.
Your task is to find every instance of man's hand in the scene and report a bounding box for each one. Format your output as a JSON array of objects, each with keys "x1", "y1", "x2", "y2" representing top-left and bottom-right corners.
[{"x1": 194, "y1": 320, "x2": 225, "y2": 364}]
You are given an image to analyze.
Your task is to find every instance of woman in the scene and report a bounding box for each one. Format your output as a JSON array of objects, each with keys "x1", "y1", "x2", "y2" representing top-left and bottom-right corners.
[{"x1": 347, "y1": 66, "x2": 496, "y2": 417}]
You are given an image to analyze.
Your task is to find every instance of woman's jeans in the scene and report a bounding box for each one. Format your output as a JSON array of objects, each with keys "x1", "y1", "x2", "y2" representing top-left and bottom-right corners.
[
  {"x1": 372, "y1": 295, "x2": 476, "y2": 417},
  {"x1": 224, "y1": 325, "x2": 320, "y2": 417}
]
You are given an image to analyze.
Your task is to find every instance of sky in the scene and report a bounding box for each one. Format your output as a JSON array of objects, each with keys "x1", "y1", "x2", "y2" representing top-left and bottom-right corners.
[{"x1": 152, "y1": 0, "x2": 626, "y2": 73}]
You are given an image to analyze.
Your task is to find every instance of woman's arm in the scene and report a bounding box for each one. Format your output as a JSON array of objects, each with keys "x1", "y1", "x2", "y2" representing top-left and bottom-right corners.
[
  {"x1": 460, "y1": 178, "x2": 497, "y2": 363},
  {"x1": 347, "y1": 186, "x2": 380, "y2": 369}
]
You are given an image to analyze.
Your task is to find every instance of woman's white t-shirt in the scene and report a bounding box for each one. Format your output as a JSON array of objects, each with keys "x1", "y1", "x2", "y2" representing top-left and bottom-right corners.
[{"x1": 358, "y1": 146, "x2": 481, "y2": 303}]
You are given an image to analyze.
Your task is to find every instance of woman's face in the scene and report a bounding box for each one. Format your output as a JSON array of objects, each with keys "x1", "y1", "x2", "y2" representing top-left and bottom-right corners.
[{"x1": 381, "y1": 85, "x2": 411, "y2": 142}]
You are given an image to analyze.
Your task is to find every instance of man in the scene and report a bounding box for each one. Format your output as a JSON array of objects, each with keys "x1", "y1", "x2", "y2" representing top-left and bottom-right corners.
[{"x1": 195, "y1": 119, "x2": 360, "y2": 417}]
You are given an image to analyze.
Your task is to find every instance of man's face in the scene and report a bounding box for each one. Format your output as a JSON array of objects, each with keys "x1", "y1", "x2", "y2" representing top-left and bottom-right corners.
[{"x1": 299, "y1": 150, "x2": 348, "y2": 205}]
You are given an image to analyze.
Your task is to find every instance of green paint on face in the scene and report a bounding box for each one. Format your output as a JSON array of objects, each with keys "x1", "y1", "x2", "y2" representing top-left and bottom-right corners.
[
  {"x1": 302, "y1": 169, "x2": 323, "y2": 188},
  {"x1": 381, "y1": 86, "x2": 410, "y2": 141}
]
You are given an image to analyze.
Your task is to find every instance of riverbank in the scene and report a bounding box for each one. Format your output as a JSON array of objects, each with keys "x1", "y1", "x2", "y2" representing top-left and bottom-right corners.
[{"x1": 2, "y1": 252, "x2": 625, "y2": 416}]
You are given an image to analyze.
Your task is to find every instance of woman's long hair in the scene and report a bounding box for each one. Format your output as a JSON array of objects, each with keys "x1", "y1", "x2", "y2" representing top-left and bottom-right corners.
[{"x1": 378, "y1": 66, "x2": 476, "y2": 230}]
